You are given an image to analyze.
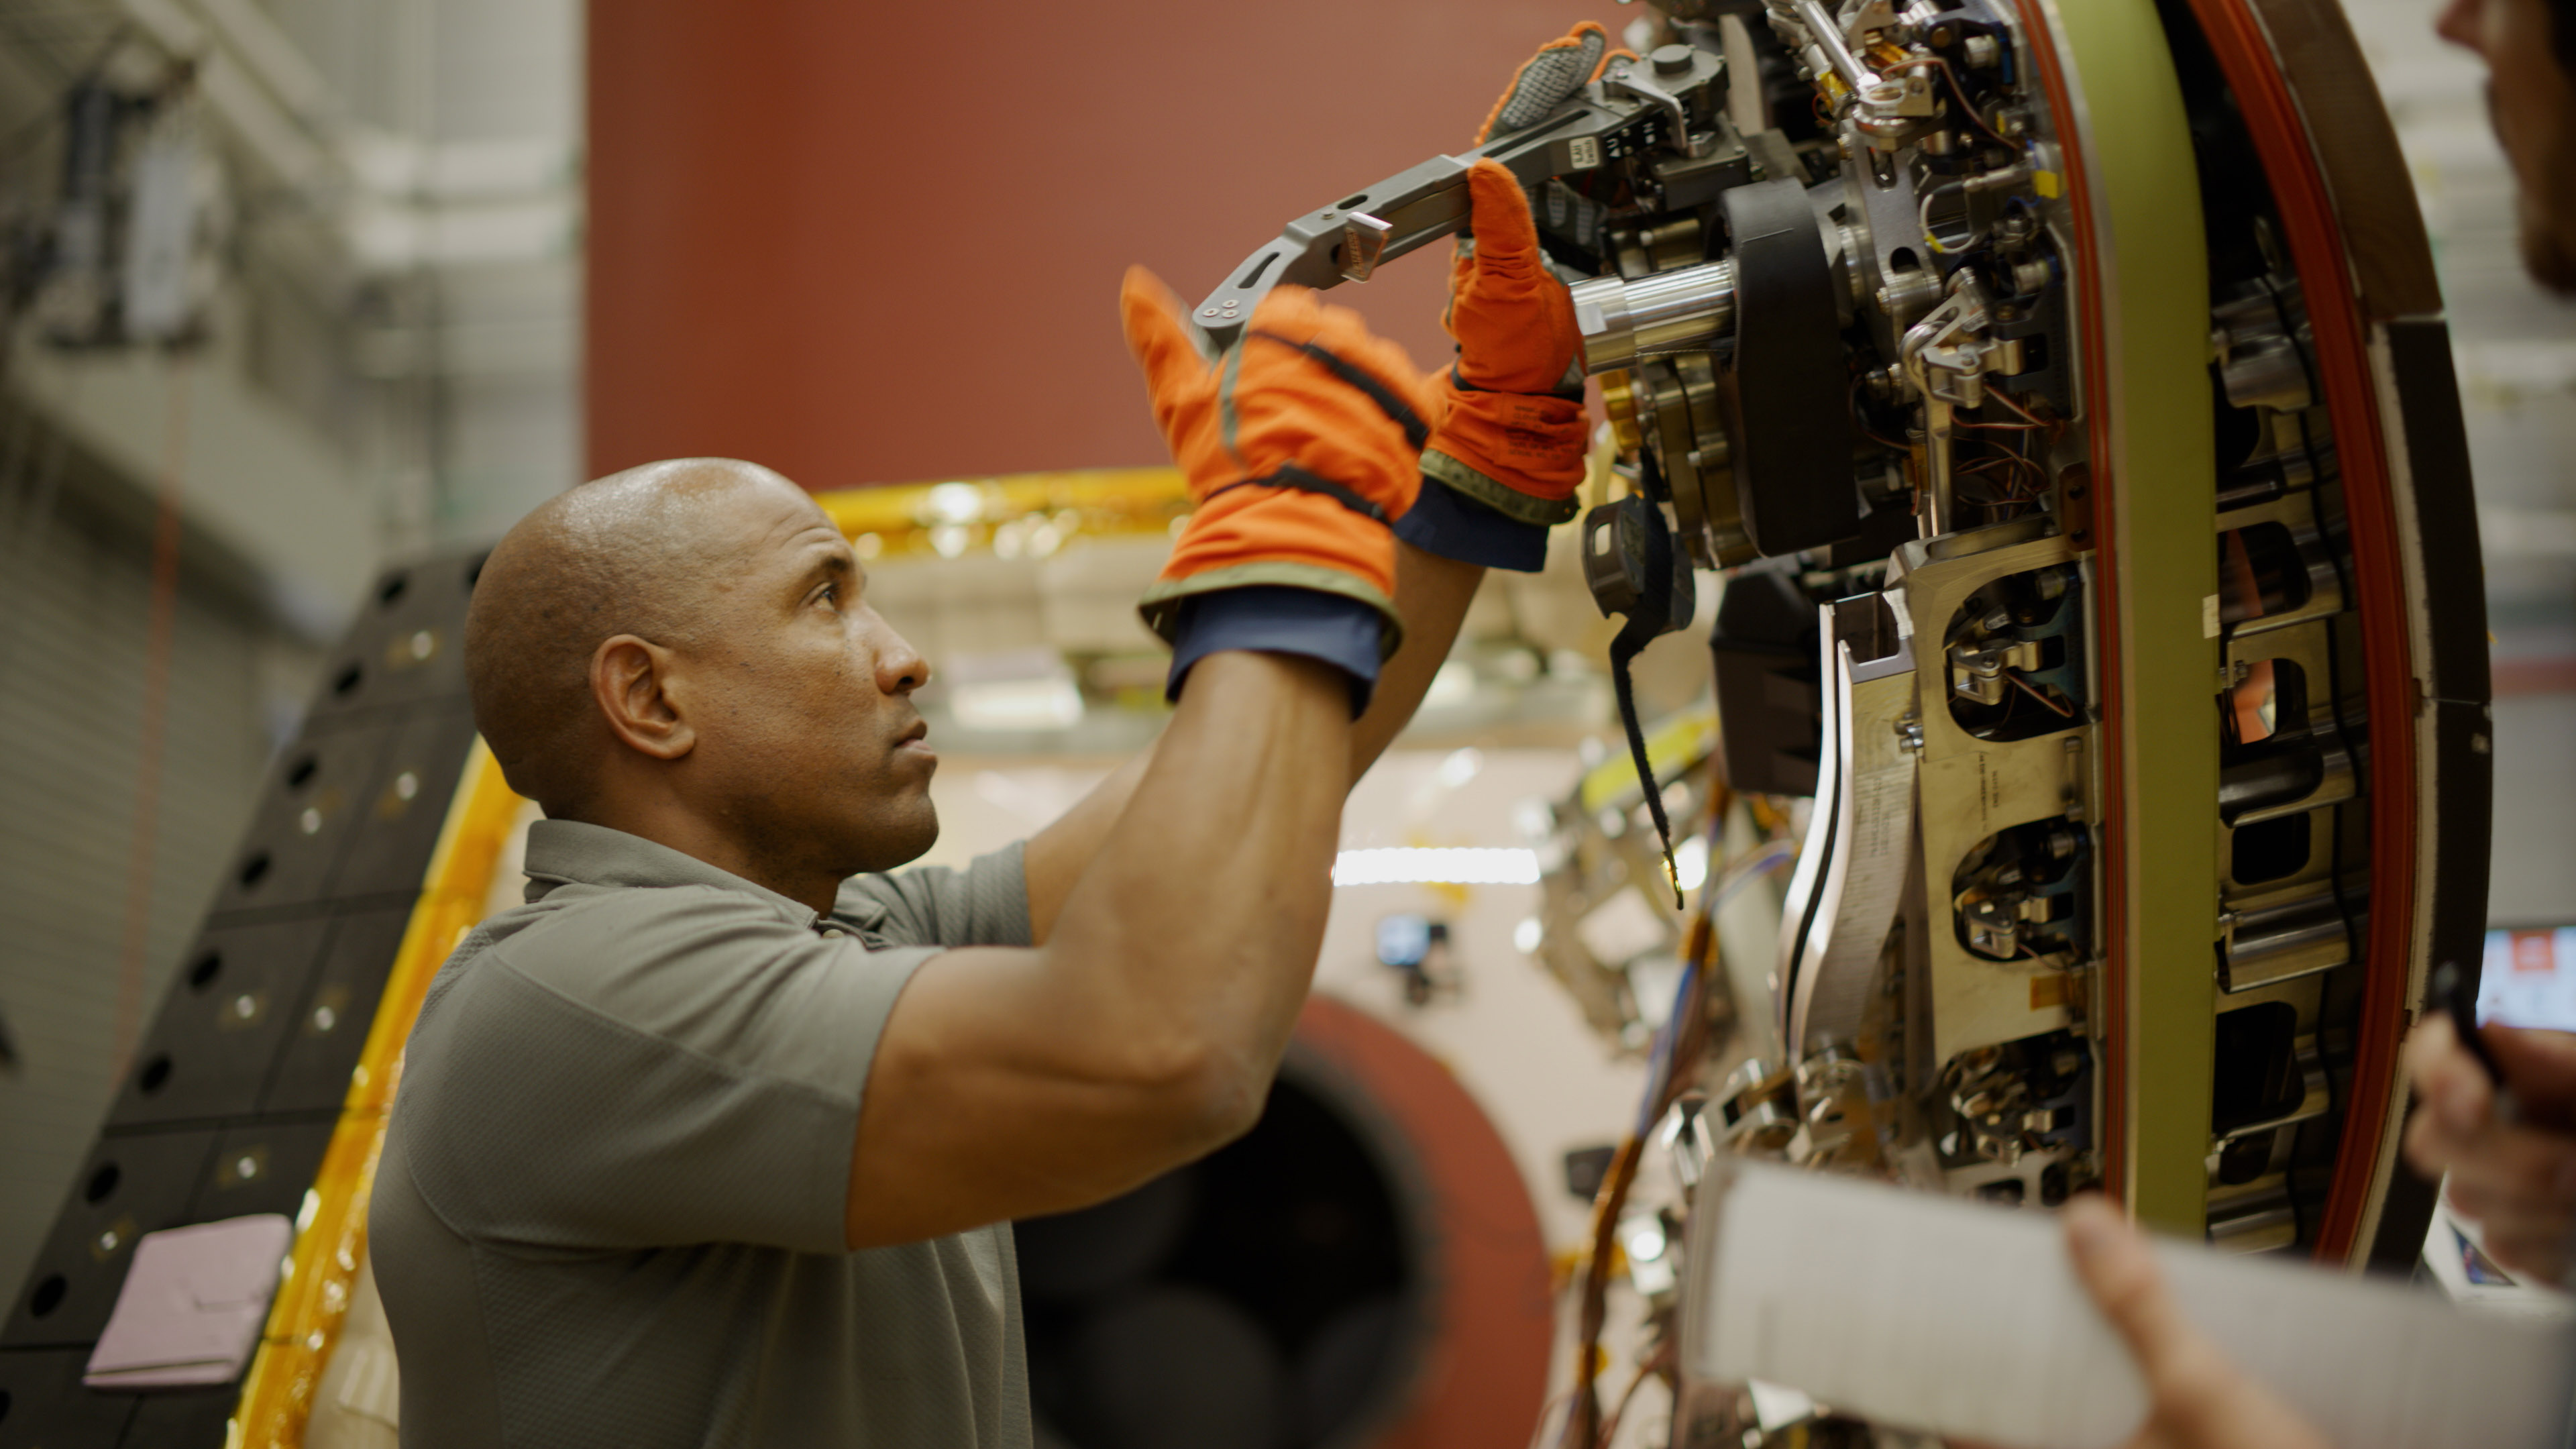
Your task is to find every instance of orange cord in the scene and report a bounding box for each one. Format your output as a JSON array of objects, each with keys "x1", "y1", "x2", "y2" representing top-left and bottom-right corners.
[{"x1": 111, "y1": 357, "x2": 193, "y2": 1075}]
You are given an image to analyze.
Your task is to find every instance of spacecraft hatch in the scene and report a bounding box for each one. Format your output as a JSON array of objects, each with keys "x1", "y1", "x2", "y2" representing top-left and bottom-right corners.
[{"x1": 1191, "y1": 0, "x2": 2485, "y2": 1324}]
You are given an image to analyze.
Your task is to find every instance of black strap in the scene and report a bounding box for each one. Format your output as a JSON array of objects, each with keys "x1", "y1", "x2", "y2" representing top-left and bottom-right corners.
[
  {"x1": 1205, "y1": 462, "x2": 1388, "y2": 525},
  {"x1": 1609, "y1": 492, "x2": 1684, "y2": 910},
  {"x1": 1246, "y1": 329, "x2": 1430, "y2": 449}
]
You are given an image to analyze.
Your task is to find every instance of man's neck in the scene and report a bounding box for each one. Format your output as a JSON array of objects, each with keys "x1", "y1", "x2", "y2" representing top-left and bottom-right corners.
[{"x1": 564, "y1": 797, "x2": 841, "y2": 916}]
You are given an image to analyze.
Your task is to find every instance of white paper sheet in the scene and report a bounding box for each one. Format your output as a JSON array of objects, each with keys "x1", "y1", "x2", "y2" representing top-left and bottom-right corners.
[
  {"x1": 1682, "y1": 1162, "x2": 2574, "y2": 1449},
  {"x1": 85, "y1": 1214, "x2": 293, "y2": 1389}
]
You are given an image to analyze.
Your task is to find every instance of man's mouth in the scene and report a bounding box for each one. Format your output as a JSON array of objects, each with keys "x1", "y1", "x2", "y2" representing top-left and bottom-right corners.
[{"x1": 896, "y1": 719, "x2": 934, "y2": 755}]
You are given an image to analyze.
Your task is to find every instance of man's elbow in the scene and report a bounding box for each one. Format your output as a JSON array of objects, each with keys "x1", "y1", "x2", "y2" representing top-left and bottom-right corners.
[{"x1": 1115, "y1": 1033, "x2": 1271, "y2": 1161}]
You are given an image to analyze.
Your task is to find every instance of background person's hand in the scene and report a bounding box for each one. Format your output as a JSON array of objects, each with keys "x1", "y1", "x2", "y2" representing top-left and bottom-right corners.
[
  {"x1": 2059, "y1": 1196, "x2": 2332, "y2": 1449},
  {"x1": 2403, "y1": 1014, "x2": 2576, "y2": 1281}
]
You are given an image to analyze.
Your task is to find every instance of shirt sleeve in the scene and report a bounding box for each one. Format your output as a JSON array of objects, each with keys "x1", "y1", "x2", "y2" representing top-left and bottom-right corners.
[
  {"x1": 833, "y1": 839, "x2": 1033, "y2": 949},
  {"x1": 393, "y1": 888, "x2": 929, "y2": 1255}
]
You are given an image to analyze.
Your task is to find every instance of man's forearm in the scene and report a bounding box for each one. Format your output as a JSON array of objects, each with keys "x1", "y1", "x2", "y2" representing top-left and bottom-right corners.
[
  {"x1": 845, "y1": 651, "x2": 1354, "y2": 1244},
  {"x1": 1354, "y1": 541, "x2": 1487, "y2": 775},
  {"x1": 1040, "y1": 650, "x2": 1353, "y2": 1134},
  {"x1": 1024, "y1": 540, "x2": 1487, "y2": 938}
]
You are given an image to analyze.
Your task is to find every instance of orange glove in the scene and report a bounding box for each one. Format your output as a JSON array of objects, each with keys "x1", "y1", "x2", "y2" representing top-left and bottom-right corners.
[
  {"x1": 1475, "y1": 21, "x2": 1610, "y2": 145},
  {"x1": 1419, "y1": 157, "x2": 1590, "y2": 529},
  {"x1": 1121, "y1": 266, "x2": 1432, "y2": 655}
]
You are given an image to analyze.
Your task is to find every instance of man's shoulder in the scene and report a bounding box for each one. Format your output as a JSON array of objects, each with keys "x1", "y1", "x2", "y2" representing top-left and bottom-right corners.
[
  {"x1": 835, "y1": 842, "x2": 1033, "y2": 950},
  {"x1": 413, "y1": 883, "x2": 843, "y2": 1060},
  {"x1": 422, "y1": 878, "x2": 936, "y2": 1093},
  {"x1": 484, "y1": 881, "x2": 812, "y2": 982}
]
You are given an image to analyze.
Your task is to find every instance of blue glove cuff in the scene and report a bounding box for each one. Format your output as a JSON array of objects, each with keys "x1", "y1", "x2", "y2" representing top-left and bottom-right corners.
[
  {"x1": 1167, "y1": 586, "x2": 1381, "y2": 716},
  {"x1": 1395, "y1": 472, "x2": 1552, "y2": 572}
]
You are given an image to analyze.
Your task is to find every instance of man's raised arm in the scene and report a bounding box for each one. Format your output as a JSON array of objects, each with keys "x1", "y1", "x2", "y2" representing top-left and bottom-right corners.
[
  {"x1": 843, "y1": 271, "x2": 1437, "y2": 1248},
  {"x1": 1020, "y1": 150, "x2": 1591, "y2": 944},
  {"x1": 849, "y1": 650, "x2": 1350, "y2": 1246}
]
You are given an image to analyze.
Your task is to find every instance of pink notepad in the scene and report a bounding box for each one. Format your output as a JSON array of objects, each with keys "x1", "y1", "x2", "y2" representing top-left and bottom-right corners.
[{"x1": 83, "y1": 1214, "x2": 294, "y2": 1389}]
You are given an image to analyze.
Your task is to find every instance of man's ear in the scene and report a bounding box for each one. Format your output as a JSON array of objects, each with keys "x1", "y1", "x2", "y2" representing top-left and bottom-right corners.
[{"x1": 592, "y1": 634, "x2": 696, "y2": 761}]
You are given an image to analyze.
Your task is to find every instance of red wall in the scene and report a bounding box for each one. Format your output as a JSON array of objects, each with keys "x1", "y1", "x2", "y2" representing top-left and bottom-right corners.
[{"x1": 587, "y1": 1, "x2": 1635, "y2": 489}]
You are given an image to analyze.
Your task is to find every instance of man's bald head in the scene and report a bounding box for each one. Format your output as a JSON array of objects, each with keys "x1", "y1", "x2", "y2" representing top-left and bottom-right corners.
[{"x1": 465, "y1": 458, "x2": 812, "y2": 812}]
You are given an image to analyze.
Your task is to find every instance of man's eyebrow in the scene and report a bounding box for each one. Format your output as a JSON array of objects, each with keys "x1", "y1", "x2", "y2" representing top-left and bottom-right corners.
[{"x1": 801, "y1": 541, "x2": 867, "y2": 592}]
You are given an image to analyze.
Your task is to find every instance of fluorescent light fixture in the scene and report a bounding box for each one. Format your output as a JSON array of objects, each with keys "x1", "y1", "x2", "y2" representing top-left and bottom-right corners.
[
  {"x1": 946, "y1": 648, "x2": 1085, "y2": 732},
  {"x1": 1332, "y1": 847, "x2": 1540, "y2": 887},
  {"x1": 951, "y1": 678, "x2": 1083, "y2": 731},
  {"x1": 925, "y1": 481, "x2": 983, "y2": 525}
]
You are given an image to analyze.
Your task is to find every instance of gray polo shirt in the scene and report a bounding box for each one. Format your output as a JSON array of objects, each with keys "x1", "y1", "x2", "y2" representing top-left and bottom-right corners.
[{"x1": 372, "y1": 818, "x2": 1034, "y2": 1448}]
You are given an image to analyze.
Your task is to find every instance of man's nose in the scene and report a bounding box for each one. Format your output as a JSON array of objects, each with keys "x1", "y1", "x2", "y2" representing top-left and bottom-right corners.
[{"x1": 875, "y1": 623, "x2": 930, "y2": 696}]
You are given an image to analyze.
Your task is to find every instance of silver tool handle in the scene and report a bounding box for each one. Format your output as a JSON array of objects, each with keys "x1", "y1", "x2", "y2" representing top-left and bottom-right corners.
[{"x1": 1186, "y1": 47, "x2": 1723, "y2": 352}]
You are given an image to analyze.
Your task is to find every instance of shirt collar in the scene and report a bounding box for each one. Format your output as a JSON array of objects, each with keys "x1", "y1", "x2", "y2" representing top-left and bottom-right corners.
[{"x1": 521, "y1": 818, "x2": 823, "y2": 925}]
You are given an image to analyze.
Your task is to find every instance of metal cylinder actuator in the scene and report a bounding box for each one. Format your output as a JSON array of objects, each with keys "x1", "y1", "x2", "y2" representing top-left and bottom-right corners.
[{"x1": 1570, "y1": 260, "x2": 1739, "y2": 373}]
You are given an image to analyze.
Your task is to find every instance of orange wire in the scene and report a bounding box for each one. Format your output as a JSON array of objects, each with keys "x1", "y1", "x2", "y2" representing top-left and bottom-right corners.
[
  {"x1": 1885, "y1": 54, "x2": 2018, "y2": 149},
  {"x1": 112, "y1": 358, "x2": 195, "y2": 1074}
]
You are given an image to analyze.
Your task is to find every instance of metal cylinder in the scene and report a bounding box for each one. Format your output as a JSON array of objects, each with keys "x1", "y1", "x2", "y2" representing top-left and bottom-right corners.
[
  {"x1": 2219, "y1": 744, "x2": 2326, "y2": 821},
  {"x1": 2220, "y1": 737, "x2": 2356, "y2": 824},
  {"x1": 1790, "y1": 0, "x2": 1881, "y2": 93},
  {"x1": 2221, "y1": 893, "x2": 2359, "y2": 992},
  {"x1": 1569, "y1": 258, "x2": 1739, "y2": 374}
]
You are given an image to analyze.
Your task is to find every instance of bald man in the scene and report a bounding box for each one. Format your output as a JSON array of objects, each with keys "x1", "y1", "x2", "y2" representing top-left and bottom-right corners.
[
  {"x1": 366, "y1": 451, "x2": 1487, "y2": 1443},
  {"x1": 364, "y1": 139, "x2": 1597, "y2": 1439}
]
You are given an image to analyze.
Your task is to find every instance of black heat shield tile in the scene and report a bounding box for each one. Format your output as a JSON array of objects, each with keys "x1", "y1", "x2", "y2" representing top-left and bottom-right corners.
[
  {"x1": 119, "y1": 1385, "x2": 239, "y2": 1448},
  {"x1": 325, "y1": 704, "x2": 480, "y2": 902},
  {"x1": 103, "y1": 916, "x2": 335, "y2": 1131},
  {"x1": 187, "y1": 1120, "x2": 339, "y2": 1225},
  {"x1": 1, "y1": 1132, "x2": 217, "y2": 1349},
  {"x1": 0, "y1": 1347, "x2": 140, "y2": 1446},
  {"x1": 303, "y1": 550, "x2": 485, "y2": 728},
  {"x1": 207, "y1": 724, "x2": 400, "y2": 918},
  {"x1": 260, "y1": 908, "x2": 416, "y2": 1118}
]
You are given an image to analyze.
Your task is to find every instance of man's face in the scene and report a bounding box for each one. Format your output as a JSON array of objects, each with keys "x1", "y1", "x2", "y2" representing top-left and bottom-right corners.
[
  {"x1": 2438, "y1": 0, "x2": 2576, "y2": 291},
  {"x1": 671, "y1": 477, "x2": 940, "y2": 877}
]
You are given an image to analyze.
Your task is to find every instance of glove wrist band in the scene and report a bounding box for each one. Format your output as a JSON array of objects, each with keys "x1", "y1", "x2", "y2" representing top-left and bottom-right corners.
[
  {"x1": 1421, "y1": 449, "x2": 1582, "y2": 527},
  {"x1": 1140, "y1": 563, "x2": 1405, "y2": 661},
  {"x1": 1164, "y1": 586, "x2": 1385, "y2": 716}
]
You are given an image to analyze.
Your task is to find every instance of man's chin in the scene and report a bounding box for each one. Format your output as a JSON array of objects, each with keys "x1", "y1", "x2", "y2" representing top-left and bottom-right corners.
[
  {"x1": 2522, "y1": 215, "x2": 2576, "y2": 294},
  {"x1": 851, "y1": 802, "x2": 940, "y2": 875}
]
